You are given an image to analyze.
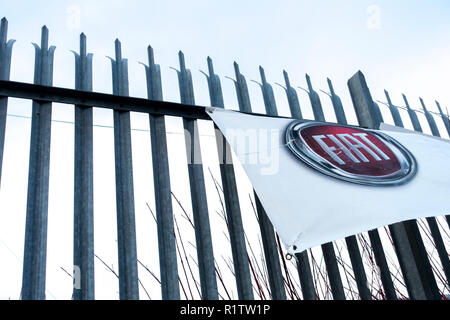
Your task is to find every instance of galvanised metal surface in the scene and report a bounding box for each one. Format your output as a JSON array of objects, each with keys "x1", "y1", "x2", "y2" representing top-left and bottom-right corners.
[
  {"x1": 326, "y1": 78, "x2": 372, "y2": 300},
  {"x1": 294, "y1": 251, "x2": 316, "y2": 300},
  {"x1": 175, "y1": 52, "x2": 219, "y2": 300},
  {"x1": 348, "y1": 72, "x2": 381, "y2": 130},
  {"x1": 305, "y1": 74, "x2": 325, "y2": 122},
  {"x1": 252, "y1": 66, "x2": 286, "y2": 300},
  {"x1": 0, "y1": 17, "x2": 448, "y2": 300},
  {"x1": 401, "y1": 96, "x2": 450, "y2": 286},
  {"x1": 230, "y1": 62, "x2": 252, "y2": 114},
  {"x1": 109, "y1": 39, "x2": 139, "y2": 300},
  {"x1": 348, "y1": 71, "x2": 435, "y2": 300},
  {"x1": 205, "y1": 56, "x2": 268, "y2": 300},
  {"x1": 143, "y1": 45, "x2": 180, "y2": 300},
  {"x1": 327, "y1": 78, "x2": 346, "y2": 125},
  {"x1": 417, "y1": 99, "x2": 450, "y2": 237},
  {"x1": 0, "y1": 80, "x2": 211, "y2": 120},
  {"x1": 366, "y1": 230, "x2": 397, "y2": 300},
  {"x1": 281, "y1": 71, "x2": 303, "y2": 120},
  {"x1": 435, "y1": 101, "x2": 450, "y2": 136},
  {"x1": 280, "y1": 71, "x2": 316, "y2": 300},
  {"x1": 0, "y1": 18, "x2": 14, "y2": 188},
  {"x1": 384, "y1": 90, "x2": 404, "y2": 127},
  {"x1": 303, "y1": 74, "x2": 346, "y2": 300},
  {"x1": 372, "y1": 101, "x2": 384, "y2": 127},
  {"x1": 402, "y1": 219, "x2": 441, "y2": 300},
  {"x1": 321, "y1": 242, "x2": 346, "y2": 300},
  {"x1": 403, "y1": 94, "x2": 423, "y2": 132},
  {"x1": 420, "y1": 98, "x2": 441, "y2": 137},
  {"x1": 221, "y1": 62, "x2": 273, "y2": 300},
  {"x1": 386, "y1": 93, "x2": 445, "y2": 299},
  {"x1": 257, "y1": 67, "x2": 278, "y2": 117},
  {"x1": 22, "y1": 26, "x2": 55, "y2": 300},
  {"x1": 72, "y1": 33, "x2": 95, "y2": 300}
]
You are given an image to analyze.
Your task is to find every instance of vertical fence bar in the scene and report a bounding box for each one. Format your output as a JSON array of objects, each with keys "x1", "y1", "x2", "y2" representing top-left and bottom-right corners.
[
  {"x1": 343, "y1": 91, "x2": 397, "y2": 301},
  {"x1": 174, "y1": 52, "x2": 218, "y2": 300},
  {"x1": 384, "y1": 90, "x2": 404, "y2": 127},
  {"x1": 0, "y1": 18, "x2": 15, "y2": 188},
  {"x1": 402, "y1": 95, "x2": 422, "y2": 132},
  {"x1": 420, "y1": 98, "x2": 441, "y2": 137},
  {"x1": 338, "y1": 91, "x2": 397, "y2": 300},
  {"x1": 402, "y1": 219, "x2": 441, "y2": 299},
  {"x1": 305, "y1": 74, "x2": 325, "y2": 122},
  {"x1": 304, "y1": 74, "x2": 346, "y2": 300},
  {"x1": 367, "y1": 231, "x2": 397, "y2": 300},
  {"x1": 282, "y1": 71, "x2": 303, "y2": 120},
  {"x1": 294, "y1": 252, "x2": 316, "y2": 300},
  {"x1": 348, "y1": 71, "x2": 429, "y2": 300},
  {"x1": 324, "y1": 80, "x2": 399, "y2": 300},
  {"x1": 72, "y1": 33, "x2": 94, "y2": 300},
  {"x1": 109, "y1": 39, "x2": 139, "y2": 300},
  {"x1": 326, "y1": 78, "x2": 372, "y2": 300},
  {"x1": 243, "y1": 66, "x2": 287, "y2": 300},
  {"x1": 280, "y1": 71, "x2": 317, "y2": 300},
  {"x1": 323, "y1": 79, "x2": 399, "y2": 300},
  {"x1": 435, "y1": 101, "x2": 450, "y2": 136},
  {"x1": 372, "y1": 101, "x2": 384, "y2": 126},
  {"x1": 327, "y1": 78, "x2": 346, "y2": 125},
  {"x1": 392, "y1": 94, "x2": 442, "y2": 299},
  {"x1": 411, "y1": 97, "x2": 450, "y2": 285},
  {"x1": 404, "y1": 95, "x2": 450, "y2": 231},
  {"x1": 21, "y1": 26, "x2": 55, "y2": 300},
  {"x1": 222, "y1": 61, "x2": 280, "y2": 300},
  {"x1": 202, "y1": 57, "x2": 258, "y2": 300},
  {"x1": 142, "y1": 46, "x2": 180, "y2": 300},
  {"x1": 231, "y1": 62, "x2": 252, "y2": 114},
  {"x1": 402, "y1": 94, "x2": 450, "y2": 288}
]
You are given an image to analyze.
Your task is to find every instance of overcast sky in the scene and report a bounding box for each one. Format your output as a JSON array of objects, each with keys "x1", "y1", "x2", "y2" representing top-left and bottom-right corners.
[
  {"x1": 0, "y1": 0, "x2": 449, "y2": 300},
  {"x1": 3, "y1": 0, "x2": 450, "y2": 121}
]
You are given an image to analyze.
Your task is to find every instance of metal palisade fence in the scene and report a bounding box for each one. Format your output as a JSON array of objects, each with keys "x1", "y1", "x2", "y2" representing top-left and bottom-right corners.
[{"x1": 0, "y1": 18, "x2": 449, "y2": 300}]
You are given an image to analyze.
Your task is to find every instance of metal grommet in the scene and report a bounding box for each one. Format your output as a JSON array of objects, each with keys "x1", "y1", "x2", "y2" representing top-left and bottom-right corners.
[{"x1": 286, "y1": 253, "x2": 294, "y2": 261}]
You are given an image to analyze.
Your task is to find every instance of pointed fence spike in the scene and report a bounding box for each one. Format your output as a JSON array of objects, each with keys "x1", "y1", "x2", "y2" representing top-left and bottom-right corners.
[
  {"x1": 115, "y1": 39, "x2": 122, "y2": 62},
  {"x1": 384, "y1": 90, "x2": 393, "y2": 105},
  {"x1": 207, "y1": 56, "x2": 214, "y2": 77},
  {"x1": 233, "y1": 61, "x2": 240, "y2": 77},
  {"x1": 435, "y1": 101, "x2": 442, "y2": 112},
  {"x1": 327, "y1": 78, "x2": 335, "y2": 95},
  {"x1": 22, "y1": 20, "x2": 56, "y2": 300},
  {"x1": 259, "y1": 66, "x2": 267, "y2": 84},
  {"x1": 147, "y1": 45, "x2": 155, "y2": 66},
  {"x1": 80, "y1": 33, "x2": 87, "y2": 57},
  {"x1": 179, "y1": 51, "x2": 186, "y2": 71},
  {"x1": 0, "y1": 17, "x2": 7, "y2": 44},
  {"x1": 41, "y1": 25, "x2": 49, "y2": 51},
  {"x1": 283, "y1": 70, "x2": 291, "y2": 88},
  {"x1": 305, "y1": 74, "x2": 313, "y2": 90},
  {"x1": 402, "y1": 94, "x2": 410, "y2": 108},
  {"x1": 420, "y1": 97, "x2": 427, "y2": 111}
]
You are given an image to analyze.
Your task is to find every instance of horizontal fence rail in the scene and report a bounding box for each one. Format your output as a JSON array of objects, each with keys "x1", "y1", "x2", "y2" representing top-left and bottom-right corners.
[{"x1": 0, "y1": 18, "x2": 449, "y2": 300}]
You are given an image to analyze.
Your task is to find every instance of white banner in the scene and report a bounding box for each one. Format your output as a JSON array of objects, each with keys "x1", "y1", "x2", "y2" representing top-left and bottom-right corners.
[{"x1": 208, "y1": 108, "x2": 450, "y2": 253}]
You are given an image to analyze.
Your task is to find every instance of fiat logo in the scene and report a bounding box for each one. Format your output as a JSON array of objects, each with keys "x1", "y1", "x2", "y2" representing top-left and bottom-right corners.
[{"x1": 286, "y1": 121, "x2": 417, "y2": 186}]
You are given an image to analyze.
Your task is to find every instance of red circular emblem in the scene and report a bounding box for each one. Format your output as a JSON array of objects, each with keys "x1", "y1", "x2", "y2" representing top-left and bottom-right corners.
[{"x1": 286, "y1": 121, "x2": 417, "y2": 186}]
